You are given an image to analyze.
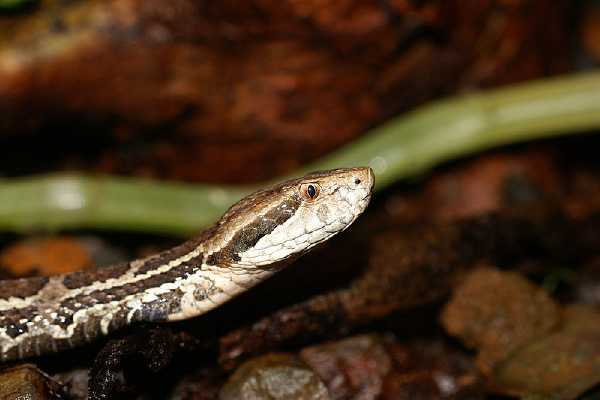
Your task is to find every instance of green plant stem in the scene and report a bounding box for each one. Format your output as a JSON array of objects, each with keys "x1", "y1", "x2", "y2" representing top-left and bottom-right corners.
[
  {"x1": 300, "y1": 71, "x2": 600, "y2": 190},
  {"x1": 0, "y1": 175, "x2": 248, "y2": 236},
  {"x1": 1, "y1": 72, "x2": 600, "y2": 236}
]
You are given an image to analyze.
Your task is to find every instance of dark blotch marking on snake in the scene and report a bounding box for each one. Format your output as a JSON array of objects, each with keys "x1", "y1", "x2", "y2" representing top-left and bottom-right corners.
[
  {"x1": 62, "y1": 237, "x2": 204, "y2": 290},
  {"x1": 0, "y1": 254, "x2": 205, "y2": 338},
  {"x1": 134, "y1": 237, "x2": 204, "y2": 276},
  {"x1": 134, "y1": 290, "x2": 186, "y2": 322},
  {"x1": 0, "y1": 277, "x2": 49, "y2": 300},
  {"x1": 206, "y1": 195, "x2": 301, "y2": 265},
  {"x1": 63, "y1": 262, "x2": 132, "y2": 289},
  {"x1": 0, "y1": 306, "x2": 38, "y2": 339},
  {"x1": 50, "y1": 253, "x2": 204, "y2": 329}
]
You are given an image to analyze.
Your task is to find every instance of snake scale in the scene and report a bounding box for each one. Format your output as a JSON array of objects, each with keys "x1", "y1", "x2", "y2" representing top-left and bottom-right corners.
[{"x1": 0, "y1": 168, "x2": 374, "y2": 362}]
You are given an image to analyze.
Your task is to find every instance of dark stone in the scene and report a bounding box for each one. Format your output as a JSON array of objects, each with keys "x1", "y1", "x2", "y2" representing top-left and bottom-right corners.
[{"x1": 220, "y1": 353, "x2": 330, "y2": 400}]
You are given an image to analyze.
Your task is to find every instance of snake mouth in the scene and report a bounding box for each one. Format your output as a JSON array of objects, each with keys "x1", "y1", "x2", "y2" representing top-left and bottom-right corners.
[{"x1": 367, "y1": 167, "x2": 375, "y2": 191}]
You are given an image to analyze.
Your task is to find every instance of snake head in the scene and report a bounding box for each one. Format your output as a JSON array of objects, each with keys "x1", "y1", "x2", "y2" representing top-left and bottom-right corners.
[{"x1": 206, "y1": 167, "x2": 374, "y2": 268}]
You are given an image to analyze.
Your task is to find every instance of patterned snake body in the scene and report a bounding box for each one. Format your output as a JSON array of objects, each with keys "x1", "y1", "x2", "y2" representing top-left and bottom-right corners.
[{"x1": 0, "y1": 168, "x2": 374, "y2": 362}]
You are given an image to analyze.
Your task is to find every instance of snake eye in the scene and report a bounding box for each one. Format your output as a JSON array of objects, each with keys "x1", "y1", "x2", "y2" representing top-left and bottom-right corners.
[{"x1": 300, "y1": 183, "x2": 320, "y2": 200}]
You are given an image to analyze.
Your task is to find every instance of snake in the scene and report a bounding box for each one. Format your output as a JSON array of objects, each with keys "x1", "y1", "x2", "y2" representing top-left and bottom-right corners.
[{"x1": 0, "y1": 167, "x2": 374, "y2": 362}]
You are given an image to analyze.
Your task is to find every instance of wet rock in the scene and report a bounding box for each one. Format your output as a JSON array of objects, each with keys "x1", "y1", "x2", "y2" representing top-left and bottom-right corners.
[
  {"x1": 0, "y1": 364, "x2": 64, "y2": 400},
  {"x1": 220, "y1": 353, "x2": 330, "y2": 400},
  {"x1": 441, "y1": 267, "x2": 560, "y2": 373},
  {"x1": 492, "y1": 305, "x2": 600, "y2": 399},
  {"x1": 299, "y1": 334, "x2": 391, "y2": 400}
]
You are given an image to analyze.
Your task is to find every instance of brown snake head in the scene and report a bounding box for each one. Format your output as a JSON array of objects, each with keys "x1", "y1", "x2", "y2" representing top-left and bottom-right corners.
[{"x1": 204, "y1": 167, "x2": 374, "y2": 268}]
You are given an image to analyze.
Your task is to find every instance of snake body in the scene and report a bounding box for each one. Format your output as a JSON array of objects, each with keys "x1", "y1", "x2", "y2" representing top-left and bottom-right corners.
[{"x1": 0, "y1": 168, "x2": 373, "y2": 362}]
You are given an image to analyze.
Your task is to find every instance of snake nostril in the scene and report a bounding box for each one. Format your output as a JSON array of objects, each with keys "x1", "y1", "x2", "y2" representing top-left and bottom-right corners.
[{"x1": 354, "y1": 178, "x2": 361, "y2": 185}]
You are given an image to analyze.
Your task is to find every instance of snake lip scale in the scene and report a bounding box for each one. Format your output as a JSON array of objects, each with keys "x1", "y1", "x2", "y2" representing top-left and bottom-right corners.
[{"x1": 0, "y1": 167, "x2": 374, "y2": 362}]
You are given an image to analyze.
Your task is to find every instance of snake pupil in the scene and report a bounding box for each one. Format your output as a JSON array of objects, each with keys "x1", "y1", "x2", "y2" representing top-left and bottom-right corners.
[{"x1": 307, "y1": 185, "x2": 316, "y2": 198}]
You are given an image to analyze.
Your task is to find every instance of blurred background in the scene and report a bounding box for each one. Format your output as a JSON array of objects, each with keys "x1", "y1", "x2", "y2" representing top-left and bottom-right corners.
[
  {"x1": 0, "y1": 0, "x2": 595, "y2": 182},
  {"x1": 1, "y1": 1, "x2": 600, "y2": 399}
]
